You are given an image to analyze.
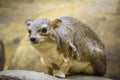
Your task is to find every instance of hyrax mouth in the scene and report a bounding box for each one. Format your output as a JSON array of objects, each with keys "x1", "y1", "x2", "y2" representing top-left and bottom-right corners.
[
  {"x1": 30, "y1": 40, "x2": 45, "y2": 45},
  {"x1": 31, "y1": 41, "x2": 39, "y2": 44}
]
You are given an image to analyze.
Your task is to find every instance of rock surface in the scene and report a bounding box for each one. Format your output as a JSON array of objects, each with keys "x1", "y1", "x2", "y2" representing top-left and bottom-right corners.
[
  {"x1": 67, "y1": 75, "x2": 112, "y2": 80},
  {"x1": 0, "y1": 70, "x2": 61, "y2": 80},
  {"x1": 0, "y1": 70, "x2": 112, "y2": 80}
]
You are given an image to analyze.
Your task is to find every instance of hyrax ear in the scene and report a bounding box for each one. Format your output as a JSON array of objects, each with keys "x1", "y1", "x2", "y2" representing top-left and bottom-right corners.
[
  {"x1": 51, "y1": 19, "x2": 62, "y2": 29},
  {"x1": 25, "y1": 19, "x2": 32, "y2": 27}
]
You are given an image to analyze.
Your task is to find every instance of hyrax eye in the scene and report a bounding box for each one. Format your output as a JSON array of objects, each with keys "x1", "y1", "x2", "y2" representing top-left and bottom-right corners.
[{"x1": 41, "y1": 27, "x2": 47, "y2": 33}]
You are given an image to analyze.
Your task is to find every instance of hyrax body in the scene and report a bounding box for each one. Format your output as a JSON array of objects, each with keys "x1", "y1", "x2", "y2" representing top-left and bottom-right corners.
[{"x1": 26, "y1": 16, "x2": 106, "y2": 78}]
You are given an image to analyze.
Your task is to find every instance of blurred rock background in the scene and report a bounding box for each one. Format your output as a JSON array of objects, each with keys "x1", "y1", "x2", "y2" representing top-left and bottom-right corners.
[{"x1": 0, "y1": 0, "x2": 119, "y2": 79}]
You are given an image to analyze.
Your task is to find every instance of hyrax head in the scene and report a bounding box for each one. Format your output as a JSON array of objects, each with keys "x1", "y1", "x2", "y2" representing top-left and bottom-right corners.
[{"x1": 26, "y1": 18, "x2": 62, "y2": 44}]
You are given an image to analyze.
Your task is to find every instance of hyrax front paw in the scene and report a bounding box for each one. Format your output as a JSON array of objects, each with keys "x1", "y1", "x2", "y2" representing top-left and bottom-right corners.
[{"x1": 53, "y1": 71, "x2": 66, "y2": 78}]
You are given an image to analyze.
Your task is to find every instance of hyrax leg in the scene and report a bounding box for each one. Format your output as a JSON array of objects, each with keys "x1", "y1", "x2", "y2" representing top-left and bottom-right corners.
[
  {"x1": 47, "y1": 67, "x2": 53, "y2": 75},
  {"x1": 67, "y1": 41, "x2": 79, "y2": 60},
  {"x1": 90, "y1": 55, "x2": 106, "y2": 76},
  {"x1": 53, "y1": 59, "x2": 71, "y2": 78},
  {"x1": 89, "y1": 41, "x2": 106, "y2": 76}
]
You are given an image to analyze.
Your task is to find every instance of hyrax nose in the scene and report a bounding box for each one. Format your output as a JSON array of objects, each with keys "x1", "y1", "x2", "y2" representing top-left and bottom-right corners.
[{"x1": 30, "y1": 38, "x2": 36, "y2": 42}]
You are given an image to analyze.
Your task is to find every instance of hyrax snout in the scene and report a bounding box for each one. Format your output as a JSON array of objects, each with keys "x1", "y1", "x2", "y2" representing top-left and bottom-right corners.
[{"x1": 26, "y1": 16, "x2": 106, "y2": 78}]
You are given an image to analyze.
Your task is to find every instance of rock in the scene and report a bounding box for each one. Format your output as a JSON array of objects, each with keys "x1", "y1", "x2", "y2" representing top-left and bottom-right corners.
[
  {"x1": 66, "y1": 75, "x2": 113, "y2": 80},
  {"x1": 0, "y1": 40, "x2": 5, "y2": 71},
  {"x1": 0, "y1": 70, "x2": 112, "y2": 80},
  {"x1": 0, "y1": 70, "x2": 62, "y2": 80}
]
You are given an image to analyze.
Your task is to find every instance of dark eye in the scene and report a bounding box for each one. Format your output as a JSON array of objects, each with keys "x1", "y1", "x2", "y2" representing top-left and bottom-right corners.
[
  {"x1": 41, "y1": 27, "x2": 47, "y2": 33},
  {"x1": 28, "y1": 30, "x2": 32, "y2": 34}
]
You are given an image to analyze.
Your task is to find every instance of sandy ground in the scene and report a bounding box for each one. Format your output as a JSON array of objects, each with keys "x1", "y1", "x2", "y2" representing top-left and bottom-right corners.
[{"x1": 0, "y1": 0, "x2": 120, "y2": 79}]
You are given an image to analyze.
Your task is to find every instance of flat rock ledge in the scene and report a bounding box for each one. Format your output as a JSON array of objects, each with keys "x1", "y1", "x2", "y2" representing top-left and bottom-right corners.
[
  {"x1": 0, "y1": 70, "x2": 62, "y2": 80},
  {"x1": 0, "y1": 70, "x2": 112, "y2": 80}
]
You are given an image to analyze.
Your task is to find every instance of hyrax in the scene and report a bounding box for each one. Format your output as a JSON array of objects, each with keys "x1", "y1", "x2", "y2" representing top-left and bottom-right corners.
[{"x1": 26, "y1": 16, "x2": 106, "y2": 78}]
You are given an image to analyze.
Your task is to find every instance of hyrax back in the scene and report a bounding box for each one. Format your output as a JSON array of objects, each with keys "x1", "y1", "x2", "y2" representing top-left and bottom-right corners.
[
  {"x1": 58, "y1": 17, "x2": 106, "y2": 75},
  {"x1": 26, "y1": 16, "x2": 106, "y2": 77}
]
